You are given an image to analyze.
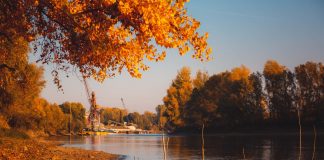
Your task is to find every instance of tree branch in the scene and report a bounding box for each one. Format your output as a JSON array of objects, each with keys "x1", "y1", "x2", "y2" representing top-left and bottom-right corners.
[{"x1": 0, "y1": 64, "x2": 16, "y2": 72}]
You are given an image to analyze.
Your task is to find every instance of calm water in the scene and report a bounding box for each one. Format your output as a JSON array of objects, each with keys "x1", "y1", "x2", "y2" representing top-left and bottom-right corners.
[{"x1": 48, "y1": 133, "x2": 324, "y2": 160}]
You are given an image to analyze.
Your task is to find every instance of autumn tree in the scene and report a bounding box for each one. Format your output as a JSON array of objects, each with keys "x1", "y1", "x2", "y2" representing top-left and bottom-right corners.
[
  {"x1": 59, "y1": 102, "x2": 86, "y2": 132},
  {"x1": 155, "y1": 105, "x2": 168, "y2": 129},
  {"x1": 217, "y1": 66, "x2": 254, "y2": 127},
  {"x1": 246, "y1": 72, "x2": 266, "y2": 122},
  {"x1": 295, "y1": 62, "x2": 324, "y2": 124},
  {"x1": 192, "y1": 70, "x2": 209, "y2": 89},
  {"x1": 263, "y1": 60, "x2": 296, "y2": 123},
  {"x1": 0, "y1": 36, "x2": 46, "y2": 130},
  {"x1": 126, "y1": 112, "x2": 142, "y2": 127},
  {"x1": 0, "y1": 0, "x2": 211, "y2": 85},
  {"x1": 34, "y1": 98, "x2": 67, "y2": 134},
  {"x1": 184, "y1": 66, "x2": 266, "y2": 130},
  {"x1": 100, "y1": 107, "x2": 127, "y2": 125},
  {"x1": 142, "y1": 111, "x2": 157, "y2": 130},
  {"x1": 163, "y1": 67, "x2": 192, "y2": 130}
]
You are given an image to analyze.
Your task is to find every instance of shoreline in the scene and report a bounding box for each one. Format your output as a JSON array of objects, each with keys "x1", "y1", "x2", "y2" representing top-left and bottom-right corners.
[
  {"x1": 170, "y1": 128, "x2": 324, "y2": 136},
  {"x1": 0, "y1": 137, "x2": 120, "y2": 160}
]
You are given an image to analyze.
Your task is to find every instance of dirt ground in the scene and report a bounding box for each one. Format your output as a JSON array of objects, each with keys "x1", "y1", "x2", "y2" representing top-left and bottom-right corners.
[{"x1": 0, "y1": 137, "x2": 119, "y2": 160}]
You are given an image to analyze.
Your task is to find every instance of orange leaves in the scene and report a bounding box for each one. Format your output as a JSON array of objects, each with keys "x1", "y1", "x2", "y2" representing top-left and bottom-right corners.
[
  {"x1": 2, "y1": 0, "x2": 211, "y2": 82},
  {"x1": 67, "y1": 1, "x2": 86, "y2": 14},
  {"x1": 118, "y1": 1, "x2": 132, "y2": 15},
  {"x1": 103, "y1": 0, "x2": 116, "y2": 6},
  {"x1": 229, "y1": 65, "x2": 251, "y2": 81},
  {"x1": 264, "y1": 60, "x2": 286, "y2": 76}
]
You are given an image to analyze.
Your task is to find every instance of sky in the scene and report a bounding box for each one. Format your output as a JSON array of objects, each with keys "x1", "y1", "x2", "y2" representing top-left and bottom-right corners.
[{"x1": 32, "y1": 0, "x2": 324, "y2": 113}]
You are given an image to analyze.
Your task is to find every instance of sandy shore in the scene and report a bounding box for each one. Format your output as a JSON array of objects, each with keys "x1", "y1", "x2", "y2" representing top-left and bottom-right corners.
[{"x1": 0, "y1": 137, "x2": 119, "y2": 160}]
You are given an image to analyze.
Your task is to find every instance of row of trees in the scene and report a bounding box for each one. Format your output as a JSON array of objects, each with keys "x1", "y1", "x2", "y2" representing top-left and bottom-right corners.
[
  {"x1": 157, "y1": 61, "x2": 324, "y2": 132},
  {"x1": 0, "y1": 34, "x2": 88, "y2": 135},
  {"x1": 99, "y1": 107, "x2": 158, "y2": 130}
]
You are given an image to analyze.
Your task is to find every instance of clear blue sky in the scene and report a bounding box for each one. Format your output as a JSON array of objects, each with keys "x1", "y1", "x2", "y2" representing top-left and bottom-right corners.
[{"x1": 33, "y1": 0, "x2": 324, "y2": 113}]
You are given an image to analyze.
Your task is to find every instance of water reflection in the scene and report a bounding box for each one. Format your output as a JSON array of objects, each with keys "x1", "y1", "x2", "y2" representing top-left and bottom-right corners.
[{"x1": 48, "y1": 134, "x2": 324, "y2": 160}]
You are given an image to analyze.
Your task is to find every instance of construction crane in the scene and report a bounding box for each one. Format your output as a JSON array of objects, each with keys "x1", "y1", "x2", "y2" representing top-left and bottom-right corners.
[
  {"x1": 121, "y1": 98, "x2": 131, "y2": 125},
  {"x1": 82, "y1": 76, "x2": 99, "y2": 131}
]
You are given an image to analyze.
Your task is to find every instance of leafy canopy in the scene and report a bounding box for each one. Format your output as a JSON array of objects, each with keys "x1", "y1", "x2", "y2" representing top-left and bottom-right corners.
[{"x1": 1, "y1": 0, "x2": 211, "y2": 83}]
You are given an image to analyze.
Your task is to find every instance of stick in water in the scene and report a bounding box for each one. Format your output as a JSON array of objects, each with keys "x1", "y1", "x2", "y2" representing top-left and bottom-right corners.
[
  {"x1": 202, "y1": 123, "x2": 205, "y2": 160},
  {"x1": 243, "y1": 147, "x2": 246, "y2": 160},
  {"x1": 162, "y1": 132, "x2": 167, "y2": 160},
  {"x1": 297, "y1": 109, "x2": 302, "y2": 160},
  {"x1": 312, "y1": 125, "x2": 317, "y2": 160}
]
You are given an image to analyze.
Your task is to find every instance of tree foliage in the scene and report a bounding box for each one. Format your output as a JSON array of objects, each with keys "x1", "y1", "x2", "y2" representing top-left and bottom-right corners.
[
  {"x1": 192, "y1": 70, "x2": 209, "y2": 89},
  {"x1": 155, "y1": 104, "x2": 167, "y2": 129},
  {"x1": 295, "y1": 62, "x2": 324, "y2": 123},
  {"x1": 100, "y1": 107, "x2": 127, "y2": 125},
  {"x1": 163, "y1": 67, "x2": 192, "y2": 130},
  {"x1": 164, "y1": 61, "x2": 324, "y2": 133},
  {"x1": 264, "y1": 60, "x2": 296, "y2": 122},
  {"x1": 59, "y1": 102, "x2": 86, "y2": 132},
  {"x1": 1, "y1": 0, "x2": 211, "y2": 83},
  {"x1": 99, "y1": 107, "x2": 157, "y2": 130}
]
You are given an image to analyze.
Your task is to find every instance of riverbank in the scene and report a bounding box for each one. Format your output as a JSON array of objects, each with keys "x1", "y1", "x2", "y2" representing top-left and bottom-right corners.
[{"x1": 0, "y1": 137, "x2": 119, "y2": 160}]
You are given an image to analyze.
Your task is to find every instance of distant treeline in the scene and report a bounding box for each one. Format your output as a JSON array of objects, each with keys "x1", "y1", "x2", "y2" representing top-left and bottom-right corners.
[
  {"x1": 157, "y1": 61, "x2": 324, "y2": 133},
  {"x1": 99, "y1": 107, "x2": 158, "y2": 130}
]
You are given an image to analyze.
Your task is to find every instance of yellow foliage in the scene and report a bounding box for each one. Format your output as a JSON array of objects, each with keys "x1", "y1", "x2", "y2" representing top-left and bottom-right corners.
[
  {"x1": 264, "y1": 60, "x2": 286, "y2": 76},
  {"x1": 0, "y1": 0, "x2": 211, "y2": 82},
  {"x1": 0, "y1": 115, "x2": 10, "y2": 129},
  {"x1": 229, "y1": 65, "x2": 251, "y2": 81}
]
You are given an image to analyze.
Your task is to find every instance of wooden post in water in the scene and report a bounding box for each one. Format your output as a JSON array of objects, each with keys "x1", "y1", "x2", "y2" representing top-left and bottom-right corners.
[
  {"x1": 162, "y1": 132, "x2": 167, "y2": 160},
  {"x1": 70, "y1": 104, "x2": 72, "y2": 135},
  {"x1": 242, "y1": 147, "x2": 246, "y2": 160},
  {"x1": 297, "y1": 108, "x2": 302, "y2": 160},
  {"x1": 69, "y1": 104, "x2": 72, "y2": 144},
  {"x1": 201, "y1": 123, "x2": 205, "y2": 160},
  {"x1": 312, "y1": 125, "x2": 317, "y2": 160}
]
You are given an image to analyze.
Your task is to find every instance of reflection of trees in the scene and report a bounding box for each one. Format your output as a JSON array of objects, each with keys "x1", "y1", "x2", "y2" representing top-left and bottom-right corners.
[
  {"x1": 167, "y1": 136, "x2": 200, "y2": 159},
  {"x1": 84, "y1": 136, "x2": 101, "y2": 151},
  {"x1": 165, "y1": 135, "x2": 313, "y2": 159}
]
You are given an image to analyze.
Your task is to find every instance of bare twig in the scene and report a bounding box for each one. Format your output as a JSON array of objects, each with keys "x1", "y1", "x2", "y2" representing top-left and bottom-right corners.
[{"x1": 0, "y1": 64, "x2": 15, "y2": 72}]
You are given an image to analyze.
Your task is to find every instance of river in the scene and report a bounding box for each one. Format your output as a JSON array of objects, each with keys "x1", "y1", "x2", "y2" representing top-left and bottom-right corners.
[{"x1": 48, "y1": 133, "x2": 324, "y2": 160}]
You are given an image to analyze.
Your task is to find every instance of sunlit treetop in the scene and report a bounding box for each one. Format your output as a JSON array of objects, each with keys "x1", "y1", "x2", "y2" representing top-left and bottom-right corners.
[
  {"x1": 0, "y1": 0, "x2": 211, "y2": 86},
  {"x1": 263, "y1": 60, "x2": 286, "y2": 76},
  {"x1": 229, "y1": 65, "x2": 250, "y2": 81}
]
